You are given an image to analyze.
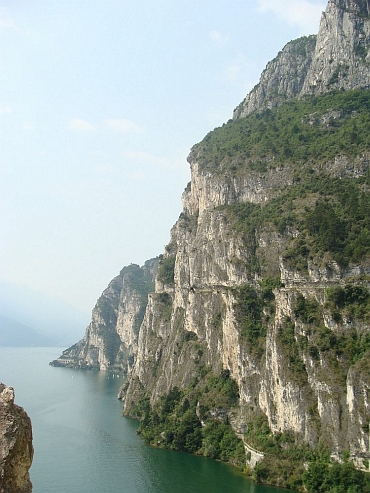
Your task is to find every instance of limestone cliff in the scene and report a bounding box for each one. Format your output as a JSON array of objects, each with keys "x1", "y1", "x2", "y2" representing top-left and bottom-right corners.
[
  {"x1": 119, "y1": 0, "x2": 370, "y2": 477},
  {"x1": 52, "y1": 259, "x2": 158, "y2": 372},
  {"x1": 61, "y1": 0, "x2": 370, "y2": 486},
  {"x1": 234, "y1": 0, "x2": 370, "y2": 118},
  {"x1": 0, "y1": 384, "x2": 33, "y2": 493},
  {"x1": 122, "y1": 142, "x2": 370, "y2": 468}
]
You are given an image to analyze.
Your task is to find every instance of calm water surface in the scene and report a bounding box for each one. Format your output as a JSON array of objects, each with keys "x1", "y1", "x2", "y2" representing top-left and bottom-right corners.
[{"x1": 0, "y1": 347, "x2": 287, "y2": 493}]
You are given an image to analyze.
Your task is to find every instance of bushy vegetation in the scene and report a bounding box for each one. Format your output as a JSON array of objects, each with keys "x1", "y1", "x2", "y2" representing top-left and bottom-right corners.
[
  {"x1": 178, "y1": 211, "x2": 199, "y2": 234},
  {"x1": 120, "y1": 263, "x2": 155, "y2": 300},
  {"x1": 219, "y1": 166, "x2": 370, "y2": 270},
  {"x1": 244, "y1": 413, "x2": 370, "y2": 491},
  {"x1": 120, "y1": 262, "x2": 156, "y2": 332},
  {"x1": 134, "y1": 360, "x2": 370, "y2": 491},
  {"x1": 327, "y1": 284, "x2": 370, "y2": 323},
  {"x1": 155, "y1": 292, "x2": 173, "y2": 321},
  {"x1": 303, "y1": 459, "x2": 370, "y2": 492},
  {"x1": 244, "y1": 413, "x2": 314, "y2": 489},
  {"x1": 285, "y1": 288, "x2": 370, "y2": 369},
  {"x1": 255, "y1": 453, "x2": 370, "y2": 492},
  {"x1": 290, "y1": 285, "x2": 370, "y2": 365},
  {"x1": 233, "y1": 284, "x2": 265, "y2": 343},
  {"x1": 232, "y1": 279, "x2": 280, "y2": 356},
  {"x1": 194, "y1": 89, "x2": 370, "y2": 173},
  {"x1": 261, "y1": 276, "x2": 282, "y2": 300},
  {"x1": 278, "y1": 317, "x2": 308, "y2": 382},
  {"x1": 294, "y1": 295, "x2": 322, "y2": 325},
  {"x1": 157, "y1": 255, "x2": 176, "y2": 285},
  {"x1": 134, "y1": 369, "x2": 244, "y2": 468}
]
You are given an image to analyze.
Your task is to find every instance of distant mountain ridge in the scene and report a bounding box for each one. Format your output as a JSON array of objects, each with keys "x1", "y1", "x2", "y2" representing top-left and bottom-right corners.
[
  {"x1": 0, "y1": 315, "x2": 55, "y2": 347},
  {"x1": 0, "y1": 281, "x2": 89, "y2": 347}
]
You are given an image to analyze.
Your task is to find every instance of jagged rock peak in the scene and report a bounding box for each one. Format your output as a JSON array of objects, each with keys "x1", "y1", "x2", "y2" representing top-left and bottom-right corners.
[
  {"x1": 233, "y1": 35, "x2": 317, "y2": 119},
  {"x1": 234, "y1": 0, "x2": 370, "y2": 119},
  {"x1": 0, "y1": 383, "x2": 33, "y2": 493}
]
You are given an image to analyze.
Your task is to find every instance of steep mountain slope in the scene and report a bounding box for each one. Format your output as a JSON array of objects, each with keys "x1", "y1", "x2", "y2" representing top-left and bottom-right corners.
[
  {"x1": 120, "y1": 1, "x2": 370, "y2": 488},
  {"x1": 121, "y1": 89, "x2": 370, "y2": 486},
  {"x1": 59, "y1": 0, "x2": 370, "y2": 489}
]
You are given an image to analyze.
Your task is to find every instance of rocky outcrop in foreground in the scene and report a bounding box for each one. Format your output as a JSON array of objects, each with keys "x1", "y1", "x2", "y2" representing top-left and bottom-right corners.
[{"x1": 0, "y1": 383, "x2": 33, "y2": 493}]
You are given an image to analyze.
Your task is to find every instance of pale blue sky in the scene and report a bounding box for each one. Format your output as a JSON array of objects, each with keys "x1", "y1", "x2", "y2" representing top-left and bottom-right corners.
[{"x1": 1, "y1": 0, "x2": 326, "y2": 315}]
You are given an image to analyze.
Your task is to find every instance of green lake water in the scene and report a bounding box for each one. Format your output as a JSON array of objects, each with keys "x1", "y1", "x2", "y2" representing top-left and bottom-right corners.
[{"x1": 0, "y1": 347, "x2": 289, "y2": 493}]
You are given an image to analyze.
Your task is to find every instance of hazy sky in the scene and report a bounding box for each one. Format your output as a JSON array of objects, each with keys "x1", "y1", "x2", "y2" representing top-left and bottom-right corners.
[{"x1": 1, "y1": 0, "x2": 326, "y2": 315}]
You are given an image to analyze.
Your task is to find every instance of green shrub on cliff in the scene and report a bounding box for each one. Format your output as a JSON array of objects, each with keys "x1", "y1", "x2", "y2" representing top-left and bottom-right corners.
[
  {"x1": 327, "y1": 284, "x2": 370, "y2": 323},
  {"x1": 134, "y1": 370, "x2": 244, "y2": 468},
  {"x1": 220, "y1": 167, "x2": 370, "y2": 271},
  {"x1": 304, "y1": 459, "x2": 370, "y2": 492},
  {"x1": 233, "y1": 284, "x2": 265, "y2": 343},
  {"x1": 243, "y1": 412, "x2": 370, "y2": 491},
  {"x1": 157, "y1": 256, "x2": 175, "y2": 285},
  {"x1": 194, "y1": 89, "x2": 370, "y2": 173}
]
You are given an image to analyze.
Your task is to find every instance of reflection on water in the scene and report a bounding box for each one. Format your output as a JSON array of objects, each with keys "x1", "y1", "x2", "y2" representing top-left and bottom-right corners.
[{"x1": 0, "y1": 347, "x2": 287, "y2": 493}]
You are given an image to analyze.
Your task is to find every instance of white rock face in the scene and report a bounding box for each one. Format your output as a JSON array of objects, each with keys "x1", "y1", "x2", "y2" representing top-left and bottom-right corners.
[
  {"x1": 122, "y1": 122, "x2": 370, "y2": 468},
  {"x1": 302, "y1": 0, "x2": 370, "y2": 95},
  {"x1": 234, "y1": 36, "x2": 317, "y2": 118},
  {"x1": 182, "y1": 160, "x2": 294, "y2": 217},
  {"x1": 121, "y1": 144, "x2": 369, "y2": 464},
  {"x1": 347, "y1": 365, "x2": 370, "y2": 469}
]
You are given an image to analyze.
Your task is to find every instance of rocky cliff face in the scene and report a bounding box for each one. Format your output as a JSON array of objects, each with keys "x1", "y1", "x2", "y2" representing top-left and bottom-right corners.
[
  {"x1": 234, "y1": 0, "x2": 370, "y2": 118},
  {"x1": 0, "y1": 384, "x2": 33, "y2": 493},
  {"x1": 119, "y1": 0, "x2": 370, "y2": 473},
  {"x1": 52, "y1": 259, "x2": 158, "y2": 372},
  {"x1": 122, "y1": 146, "x2": 370, "y2": 469},
  {"x1": 61, "y1": 0, "x2": 370, "y2": 483}
]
